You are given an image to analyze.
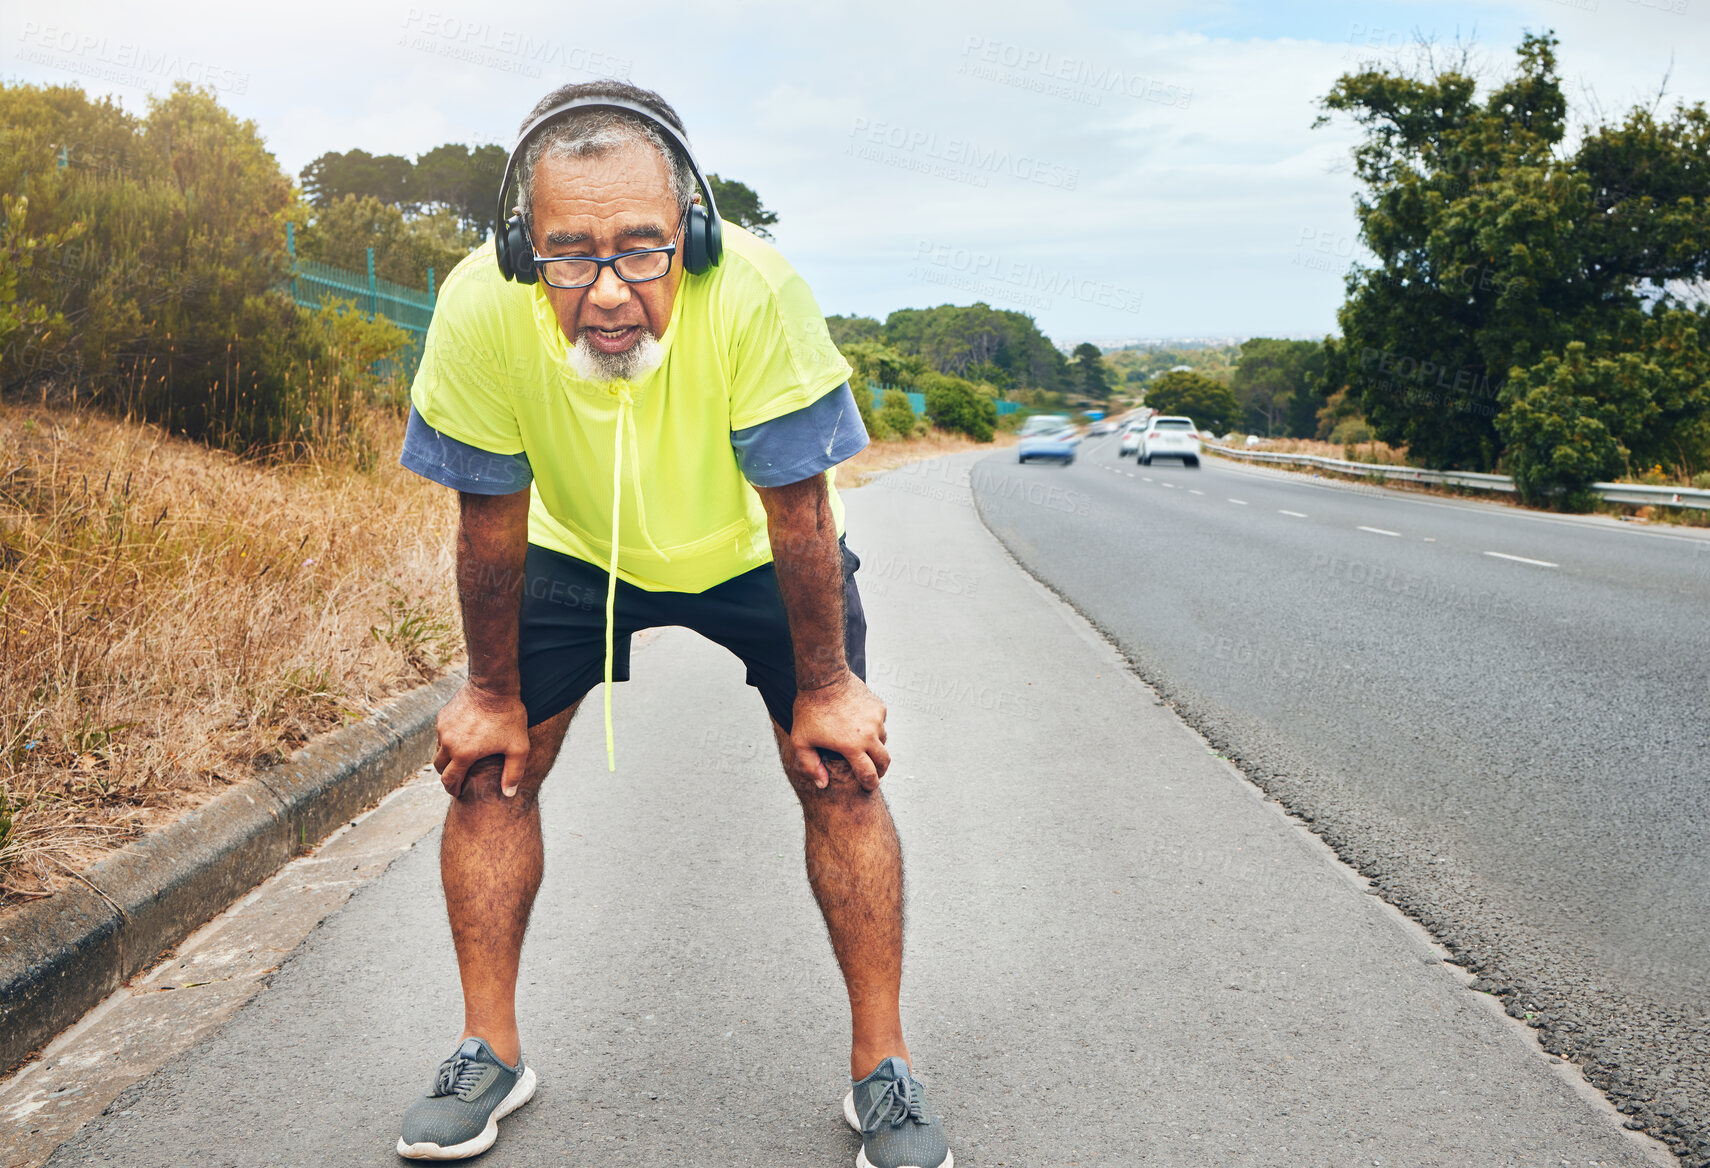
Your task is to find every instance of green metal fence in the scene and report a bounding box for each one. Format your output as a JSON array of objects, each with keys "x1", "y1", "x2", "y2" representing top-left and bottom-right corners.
[
  {"x1": 284, "y1": 223, "x2": 436, "y2": 378},
  {"x1": 867, "y1": 382, "x2": 1023, "y2": 416}
]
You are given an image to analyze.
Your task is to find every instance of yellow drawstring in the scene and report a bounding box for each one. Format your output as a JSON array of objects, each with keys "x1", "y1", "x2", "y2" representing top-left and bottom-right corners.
[
  {"x1": 603, "y1": 384, "x2": 630, "y2": 772},
  {"x1": 600, "y1": 380, "x2": 671, "y2": 773},
  {"x1": 625, "y1": 409, "x2": 671, "y2": 560}
]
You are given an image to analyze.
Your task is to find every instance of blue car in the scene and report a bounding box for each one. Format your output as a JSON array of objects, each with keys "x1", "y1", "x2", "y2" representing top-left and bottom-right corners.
[{"x1": 1017, "y1": 424, "x2": 1081, "y2": 464}]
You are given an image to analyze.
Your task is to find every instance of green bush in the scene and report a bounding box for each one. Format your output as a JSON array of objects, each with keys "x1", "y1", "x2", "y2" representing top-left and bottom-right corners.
[
  {"x1": 921, "y1": 372, "x2": 996, "y2": 442},
  {"x1": 1496, "y1": 345, "x2": 1625, "y2": 511},
  {"x1": 1329, "y1": 416, "x2": 1375, "y2": 445},
  {"x1": 854, "y1": 378, "x2": 879, "y2": 440},
  {"x1": 878, "y1": 389, "x2": 917, "y2": 440}
]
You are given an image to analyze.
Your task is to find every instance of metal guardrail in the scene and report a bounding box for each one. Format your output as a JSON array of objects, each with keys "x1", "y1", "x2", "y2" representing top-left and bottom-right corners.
[{"x1": 1202, "y1": 443, "x2": 1710, "y2": 510}]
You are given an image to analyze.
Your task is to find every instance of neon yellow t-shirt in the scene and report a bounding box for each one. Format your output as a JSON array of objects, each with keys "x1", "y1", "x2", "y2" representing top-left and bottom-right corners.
[{"x1": 410, "y1": 223, "x2": 854, "y2": 593}]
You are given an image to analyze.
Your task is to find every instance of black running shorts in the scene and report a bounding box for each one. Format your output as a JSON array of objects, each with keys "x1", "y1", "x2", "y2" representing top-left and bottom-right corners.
[{"x1": 517, "y1": 539, "x2": 867, "y2": 731}]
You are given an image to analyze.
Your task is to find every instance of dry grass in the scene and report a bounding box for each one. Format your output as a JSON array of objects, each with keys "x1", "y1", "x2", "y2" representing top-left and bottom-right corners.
[
  {"x1": 835, "y1": 431, "x2": 1017, "y2": 489},
  {"x1": 1235, "y1": 435, "x2": 1414, "y2": 464},
  {"x1": 0, "y1": 404, "x2": 459, "y2": 907}
]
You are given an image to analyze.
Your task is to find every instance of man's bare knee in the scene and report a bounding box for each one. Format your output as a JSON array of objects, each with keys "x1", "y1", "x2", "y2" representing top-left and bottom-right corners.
[{"x1": 771, "y1": 720, "x2": 883, "y2": 814}]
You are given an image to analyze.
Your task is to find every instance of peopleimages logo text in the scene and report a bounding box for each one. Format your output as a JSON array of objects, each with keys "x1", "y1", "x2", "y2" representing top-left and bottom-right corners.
[
  {"x1": 958, "y1": 36, "x2": 1193, "y2": 110},
  {"x1": 17, "y1": 22, "x2": 249, "y2": 93},
  {"x1": 848, "y1": 118, "x2": 1080, "y2": 190},
  {"x1": 915, "y1": 242, "x2": 1143, "y2": 313},
  {"x1": 399, "y1": 9, "x2": 633, "y2": 77}
]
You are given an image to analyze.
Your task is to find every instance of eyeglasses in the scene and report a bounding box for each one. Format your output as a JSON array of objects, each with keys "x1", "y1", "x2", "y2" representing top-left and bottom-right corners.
[{"x1": 529, "y1": 217, "x2": 682, "y2": 290}]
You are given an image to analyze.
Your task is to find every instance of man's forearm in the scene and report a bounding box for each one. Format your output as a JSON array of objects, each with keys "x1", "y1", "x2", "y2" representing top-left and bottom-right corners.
[
  {"x1": 758, "y1": 474, "x2": 848, "y2": 691},
  {"x1": 455, "y1": 489, "x2": 531, "y2": 695}
]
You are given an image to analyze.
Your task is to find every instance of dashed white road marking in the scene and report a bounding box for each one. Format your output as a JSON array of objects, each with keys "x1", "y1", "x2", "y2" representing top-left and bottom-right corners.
[
  {"x1": 1484, "y1": 551, "x2": 1559, "y2": 568},
  {"x1": 1142, "y1": 477, "x2": 1153, "y2": 482},
  {"x1": 1163, "y1": 483, "x2": 1178, "y2": 489},
  {"x1": 1189, "y1": 489, "x2": 1205, "y2": 495},
  {"x1": 1125, "y1": 472, "x2": 1135, "y2": 478},
  {"x1": 1227, "y1": 498, "x2": 1248, "y2": 505},
  {"x1": 1279, "y1": 509, "x2": 1307, "y2": 518},
  {"x1": 1358, "y1": 526, "x2": 1401, "y2": 537},
  {"x1": 1423, "y1": 537, "x2": 1437, "y2": 542}
]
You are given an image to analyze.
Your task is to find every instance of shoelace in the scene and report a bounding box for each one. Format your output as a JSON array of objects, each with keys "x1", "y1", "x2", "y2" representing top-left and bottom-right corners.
[
  {"x1": 858, "y1": 1073, "x2": 930, "y2": 1133},
  {"x1": 432, "y1": 1056, "x2": 485, "y2": 1098}
]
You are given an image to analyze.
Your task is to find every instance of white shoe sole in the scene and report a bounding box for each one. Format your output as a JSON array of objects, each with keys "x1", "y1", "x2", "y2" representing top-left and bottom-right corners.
[
  {"x1": 842, "y1": 1088, "x2": 954, "y2": 1168},
  {"x1": 397, "y1": 1065, "x2": 538, "y2": 1160}
]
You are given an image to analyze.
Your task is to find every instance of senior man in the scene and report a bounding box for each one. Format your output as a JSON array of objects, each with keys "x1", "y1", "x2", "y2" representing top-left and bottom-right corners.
[{"x1": 392, "y1": 81, "x2": 953, "y2": 1168}]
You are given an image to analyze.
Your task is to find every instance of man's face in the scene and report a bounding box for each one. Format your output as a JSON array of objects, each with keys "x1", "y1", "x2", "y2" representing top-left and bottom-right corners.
[{"x1": 528, "y1": 139, "x2": 684, "y2": 371}]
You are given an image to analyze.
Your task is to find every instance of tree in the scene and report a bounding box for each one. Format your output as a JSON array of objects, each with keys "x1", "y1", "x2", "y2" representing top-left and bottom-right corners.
[
  {"x1": 826, "y1": 314, "x2": 882, "y2": 346},
  {"x1": 0, "y1": 194, "x2": 84, "y2": 383},
  {"x1": 838, "y1": 339, "x2": 926, "y2": 390},
  {"x1": 1069, "y1": 341, "x2": 1111, "y2": 401},
  {"x1": 881, "y1": 303, "x2": 1068, "y2": 393},
  {"x1": 1107, "y1": 342, "x2": 1241, "y2": 386},
  {"x1": 297, "y1": 195, "x2": 476, "y2": 289},
  {"x1": 413, "y1": 142, "x2": 507, "y2": 231},
  {"x1": 1498, "y1": 319, "x2": 1710, "y2": 500},
  {"x1": 1318, "y1": 33, "x2": 1710, "y2": 474},
  {"x1": 0, "y1": 81, "x2": 407, "y2": 453},
  {"x1": 299, "y1": 148, "x2": 413, "y2": 209},
  {"x1": 706, "y1": 174, "x2": 778, "y2": 238},
  {"x1": 1231, "y1": 337, "x2": 1328, "y2": 436},
  {"x1": 1145, "y1": 371, "x2": 1238, "y2": 433}
]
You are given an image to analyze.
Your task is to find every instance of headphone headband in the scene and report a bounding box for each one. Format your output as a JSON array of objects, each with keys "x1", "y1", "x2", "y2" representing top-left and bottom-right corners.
[{"x1": 493, "y1": 94, "x2": 722, "y2": 283}]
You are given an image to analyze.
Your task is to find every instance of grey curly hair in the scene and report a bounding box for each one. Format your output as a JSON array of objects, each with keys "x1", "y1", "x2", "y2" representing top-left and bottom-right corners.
[{"x1": 514, "y1": 80, "x2": 697, "y2": 233}]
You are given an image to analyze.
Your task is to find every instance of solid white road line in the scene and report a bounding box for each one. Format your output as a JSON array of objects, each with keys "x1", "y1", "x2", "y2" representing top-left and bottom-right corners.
[
  {"x1": 1484, "y1": 551, "x2": 1559, "y2": 568},
  {"x1": 1279, "y1": 509, "x2": 1308, "y2": 518},
  {"x1": 1228, "y1": 498, "x2": 1248, "y2": 505},
  {"x1": 1359, "y1": 526, "x2": 1401, "y2": 537}
]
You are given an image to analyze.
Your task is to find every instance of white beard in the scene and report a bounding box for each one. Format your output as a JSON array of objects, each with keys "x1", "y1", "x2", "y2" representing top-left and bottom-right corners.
[{"x1": 568, "y1": 327, "x2": 664, "y2": 383}]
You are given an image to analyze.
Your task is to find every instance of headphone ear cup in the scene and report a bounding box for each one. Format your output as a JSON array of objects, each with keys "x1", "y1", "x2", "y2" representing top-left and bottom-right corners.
[
  {"x1": 683, "y1": 204, "x2": 710, "y2": 274},
  {"x1": 497, "y1": 214, "x2": 537, "y2": 284},
  {"x1": 703, "y1": 206, "x2": 722, "y2": 269}
]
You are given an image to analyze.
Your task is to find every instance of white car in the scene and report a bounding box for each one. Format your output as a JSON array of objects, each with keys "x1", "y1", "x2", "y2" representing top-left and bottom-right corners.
[
  {"x1": 1118, "y1": 421, "x2": 1146, "y2": 457},
  {"x1": 1138, "y1": 416, "x2": 1201, "y2": 467}
]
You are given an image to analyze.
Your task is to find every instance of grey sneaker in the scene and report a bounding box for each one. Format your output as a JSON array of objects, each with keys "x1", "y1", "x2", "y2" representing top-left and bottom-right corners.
[
  {"x1": 396, "y1": 1037, "x2": 537, "y2": 1160},
  {"x1": 841, "y1": 1056, "x2": 953, "y2": 1168}
]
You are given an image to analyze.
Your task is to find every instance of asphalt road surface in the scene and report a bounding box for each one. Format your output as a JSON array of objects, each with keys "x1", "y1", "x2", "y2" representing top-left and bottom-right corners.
[
  {"x1": 974, "y1": 436, "x2": 1710, "y2": 1166},
  {"x1": 37, "y1": 450, "x2": 1667, "y2": 1168}
]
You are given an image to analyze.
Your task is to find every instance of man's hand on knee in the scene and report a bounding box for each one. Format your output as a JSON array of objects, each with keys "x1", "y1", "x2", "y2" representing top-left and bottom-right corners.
[
  {"x1": 435, "y1": 681, "x2": 532, "y2": 799},
  {"x1": 789, "y1": 672, "x2": 889, "y2": 792}
]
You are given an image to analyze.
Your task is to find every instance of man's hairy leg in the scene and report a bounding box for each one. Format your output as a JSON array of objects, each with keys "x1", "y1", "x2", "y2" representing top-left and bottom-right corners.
[
  {"x1": 442, "y1": 702, "x2": 576, "y2": 1067},
  {"x1": 772, "y1": 721, "x2": 911, "y2": 1080}
]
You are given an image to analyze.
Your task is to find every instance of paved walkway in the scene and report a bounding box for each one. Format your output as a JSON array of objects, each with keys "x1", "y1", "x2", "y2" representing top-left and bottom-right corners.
[{"x1": 37, "y1": 453, "x2": 1663, "y2": 1167}]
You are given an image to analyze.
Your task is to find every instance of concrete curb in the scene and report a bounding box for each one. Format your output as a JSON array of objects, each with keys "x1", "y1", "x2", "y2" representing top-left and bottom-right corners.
[{"x1": 0, "y1": 671, "x2": 464, "y2": 1076}]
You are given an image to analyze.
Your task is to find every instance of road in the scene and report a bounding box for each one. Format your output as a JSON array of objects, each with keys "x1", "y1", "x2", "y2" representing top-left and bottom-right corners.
[
  {"x1": 974, "y1": 435, "x2": 1710, "y2": 1165},
  {"x1": 22, "y1": 450, "x2": 1667, "y2": 1167}
]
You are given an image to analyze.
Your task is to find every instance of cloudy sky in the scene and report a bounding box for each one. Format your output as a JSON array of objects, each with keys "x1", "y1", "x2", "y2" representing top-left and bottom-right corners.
[{"x1": 7, "y1": 0, "x2": 1706, "y2": 345}]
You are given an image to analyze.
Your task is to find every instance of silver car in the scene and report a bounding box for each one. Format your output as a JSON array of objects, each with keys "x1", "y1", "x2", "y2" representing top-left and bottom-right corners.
[{"x1": 1138, "y1": 416, "x2": 1201, "y2": 466}]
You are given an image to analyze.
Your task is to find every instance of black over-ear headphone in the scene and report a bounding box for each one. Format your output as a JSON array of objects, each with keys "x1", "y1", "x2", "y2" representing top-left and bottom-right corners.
[{"x1": 493, "y1": 95, "x2": 722, "y2": 285}]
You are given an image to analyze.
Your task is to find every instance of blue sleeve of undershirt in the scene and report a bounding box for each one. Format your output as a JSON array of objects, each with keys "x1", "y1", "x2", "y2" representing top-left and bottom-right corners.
[
  {"x1": 399, "y1": 406, "x2": 534, "y2": 494},
  {"x1": 730, "y1": 382, "x2": 870, "y2": 488}
]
